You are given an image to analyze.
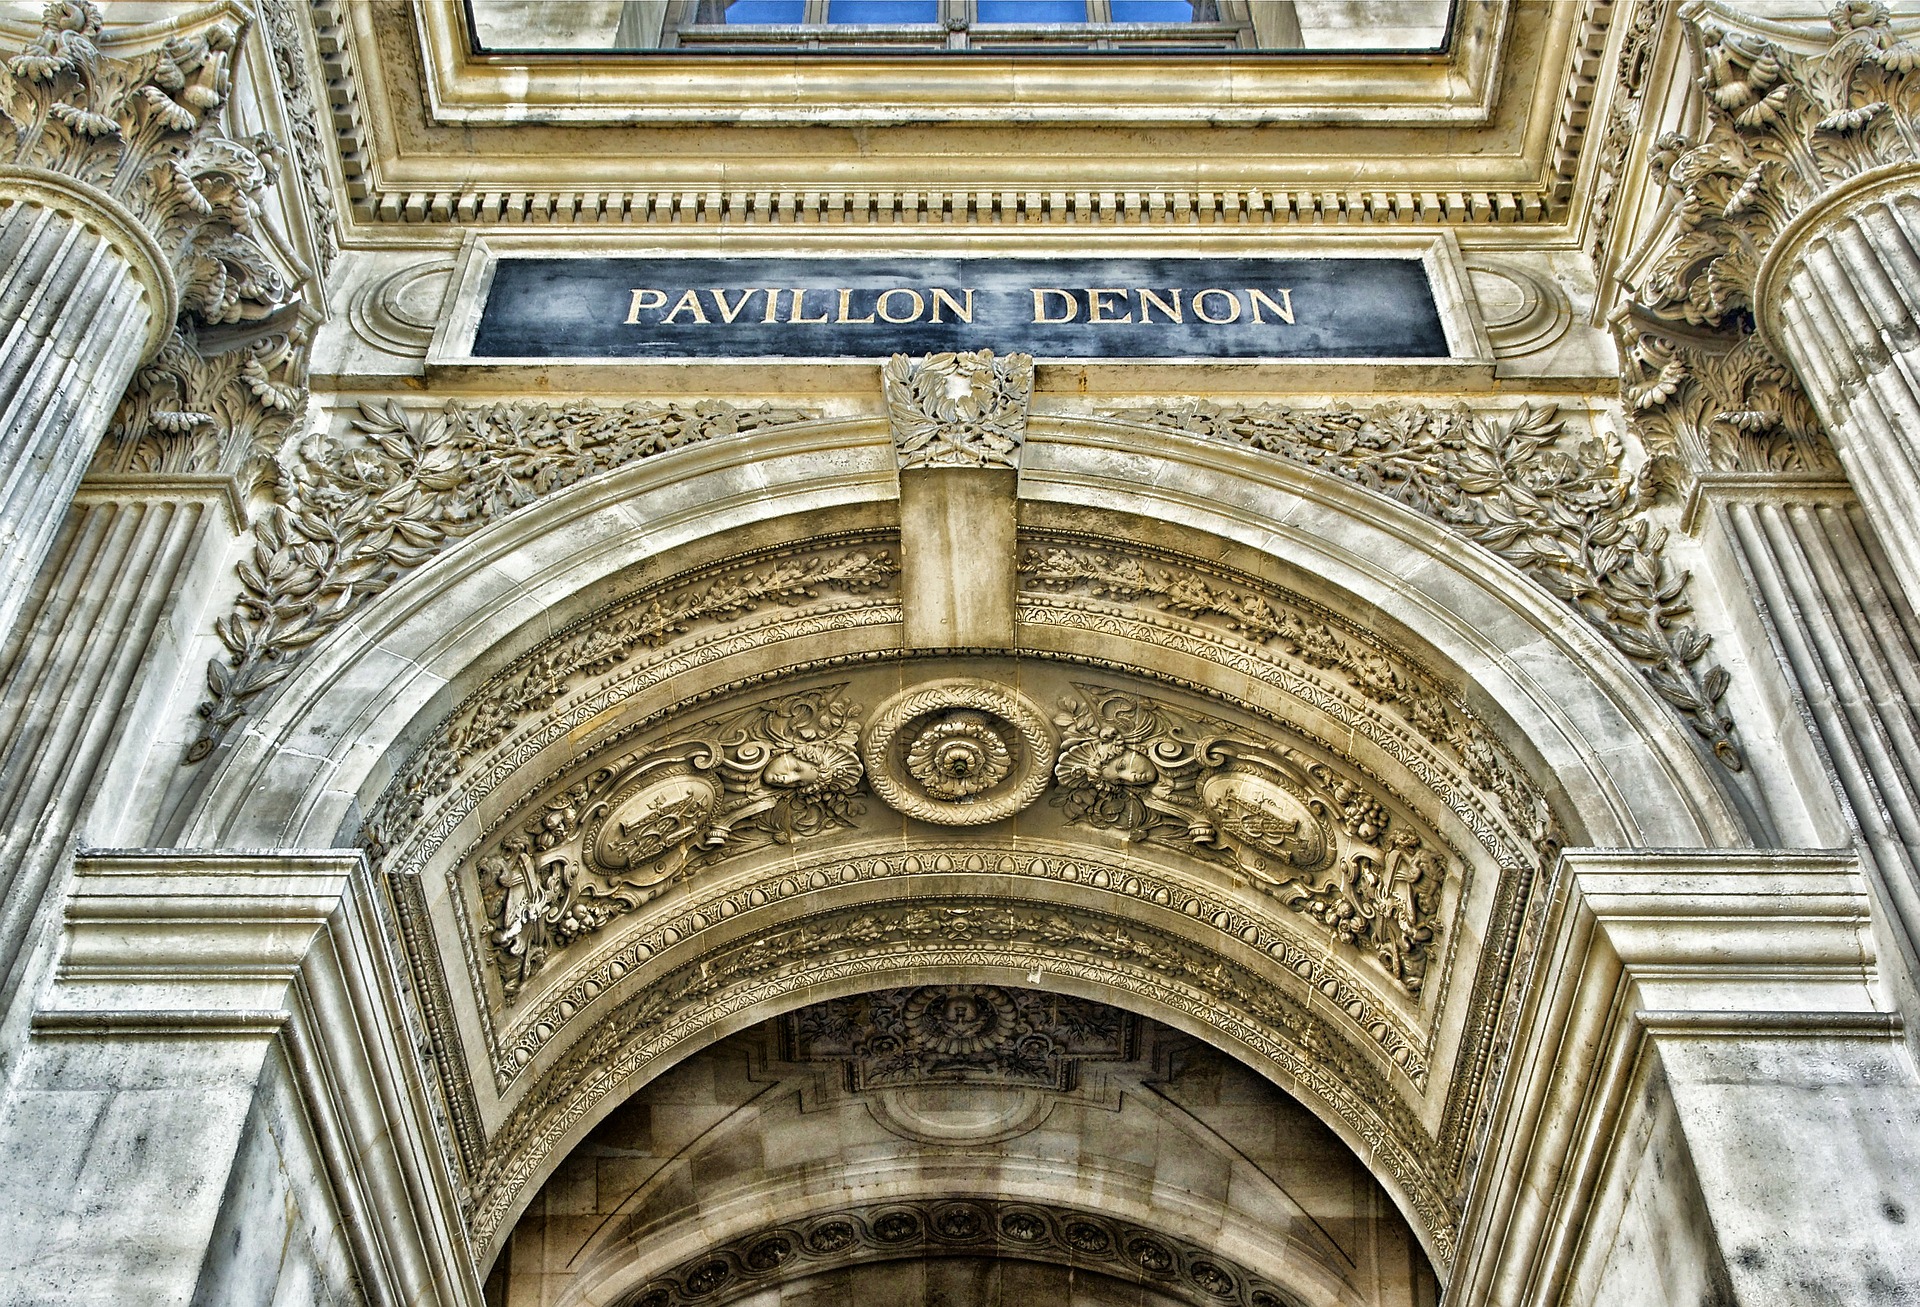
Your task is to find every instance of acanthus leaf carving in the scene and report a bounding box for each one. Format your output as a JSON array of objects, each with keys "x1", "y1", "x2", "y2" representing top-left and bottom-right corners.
[
  {"x1": 187, "y1": 396, "x2": 816, "y2": 763},
  {"x1": 484, "y1": 688, "x2": 866, "y2": 998},
  {"x1": 1640, "y1": 1, "x2": 1920, "y2": 329},
  {"x1": 1051, "y1": 685, "x2": 1445, "y2": 996},
  {"x1": 1617, "y1": 314, "x2": 1837, "y2": 478},
  {"x1": 1111, "y1": 400, "x2": 1744, "y2": 769},
  {"x1": 97, "y1": 323, "x2": 308, "y2": 475},
  {"x1": 883, "y1": 348, "x2": 1033, "y2": 469},
  {"x1": 2, "y1": 0, "x2": 297, "y2": 324}
]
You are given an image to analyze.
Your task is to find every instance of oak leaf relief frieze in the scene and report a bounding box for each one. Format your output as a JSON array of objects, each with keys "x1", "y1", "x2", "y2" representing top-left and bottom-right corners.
[
  {"x1": 187, "y1": 395, "x2": 815, "y2": 762},
  {"x1": 1109, "y1": 400, "x2": 1743, "y2": 768}
]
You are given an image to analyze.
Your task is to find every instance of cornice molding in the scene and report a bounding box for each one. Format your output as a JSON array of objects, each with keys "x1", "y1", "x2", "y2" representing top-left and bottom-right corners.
[{"x1": 301, "y1": 0, "x2": 1611, "y2": 233}]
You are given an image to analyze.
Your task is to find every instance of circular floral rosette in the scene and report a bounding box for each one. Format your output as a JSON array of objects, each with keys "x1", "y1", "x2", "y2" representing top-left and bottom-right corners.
[{"x1": 862, "y1": 679, "x2": 1055, "y2": 825}]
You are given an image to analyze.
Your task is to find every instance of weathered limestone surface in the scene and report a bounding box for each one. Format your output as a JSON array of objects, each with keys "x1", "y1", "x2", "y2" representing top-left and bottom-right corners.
[
  {"x1": 0, "y1": 852, "x2": 475, "y2": 1306},
  {"x1": 1454, "y1": 851, "x2": 1920, "y2": 1307}
]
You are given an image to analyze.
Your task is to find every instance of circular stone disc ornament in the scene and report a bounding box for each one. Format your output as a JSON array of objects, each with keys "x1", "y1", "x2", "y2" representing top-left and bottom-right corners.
[{"x1": 862, "y1": 679, "x2": 1056, "y2": 825}]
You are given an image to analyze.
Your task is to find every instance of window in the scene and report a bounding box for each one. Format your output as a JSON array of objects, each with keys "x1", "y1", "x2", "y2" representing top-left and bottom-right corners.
[{"x1": 466, "y1": 0, "x2": 1452, "y2": 53}]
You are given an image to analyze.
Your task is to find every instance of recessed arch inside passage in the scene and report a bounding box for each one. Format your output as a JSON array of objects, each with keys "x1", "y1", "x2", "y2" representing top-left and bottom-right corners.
[
  {"x1": 153, "y1": 412, "x2": 1751, "y2": 1292},
  {"x1": 490, "y1": 991, "x2": 1442, "y2": 1307}
]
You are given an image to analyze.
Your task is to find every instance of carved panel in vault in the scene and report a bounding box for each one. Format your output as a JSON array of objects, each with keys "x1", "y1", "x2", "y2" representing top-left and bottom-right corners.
[
  {"x1": 786, "y1": 985, "x2": 1133, "y2": 1093},
  {"x1": 463, "y1": 666, "x2": 1461, "y2": 1010}
]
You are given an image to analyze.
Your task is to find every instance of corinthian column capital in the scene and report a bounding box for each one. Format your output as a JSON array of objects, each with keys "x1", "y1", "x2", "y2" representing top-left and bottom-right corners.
[
  {"x1": 1637, "y1": 1, "x2": 1920, "y2": 333},
  {"x1": 0, "y1": 0, "x2": 296, "y2": 342}
]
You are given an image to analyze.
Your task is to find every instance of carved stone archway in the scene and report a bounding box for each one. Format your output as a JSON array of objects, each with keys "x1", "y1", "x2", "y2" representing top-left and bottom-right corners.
[{"x1": 129, "y1": 401, "x2": 1755, "y2": 1290}]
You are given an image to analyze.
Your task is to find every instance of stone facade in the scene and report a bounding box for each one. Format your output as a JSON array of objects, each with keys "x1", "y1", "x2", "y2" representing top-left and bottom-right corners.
[{"x1": 0, "y1": 2, "x2": 1916, "y2": 1305}]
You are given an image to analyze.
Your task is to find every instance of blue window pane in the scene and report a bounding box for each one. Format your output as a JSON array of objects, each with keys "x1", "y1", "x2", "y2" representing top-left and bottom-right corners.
[
  {"x1": 826, "y1": 0, "x2": 939, "y2": 21},
  {"x1": 1109, "y1": 0, "x2": 1195, "y2": 20},
  {"x1": 978, "y1": 0, "x2": 1088, "y2": 21},
  {"x1": 726, "y1": 0, "x2": 806, "y2": 21}
]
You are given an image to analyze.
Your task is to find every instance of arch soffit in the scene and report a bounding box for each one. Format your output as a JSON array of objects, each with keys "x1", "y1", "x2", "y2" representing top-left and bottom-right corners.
[{"x1": 179, "y1": 413, "x2": 1743, "y2": 852}]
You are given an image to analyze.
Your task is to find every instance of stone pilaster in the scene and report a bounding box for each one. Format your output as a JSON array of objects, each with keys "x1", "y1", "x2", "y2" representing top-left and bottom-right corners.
[
  {"x1": 1453, "y1": 850, "x2": 1920, "y2": 1306},
  {"x1": 0, "y1": 324, "x2": 306, "y2": 1080},
  {"x1": 0, "y1": 850, "x2": 477, "y2": 1304},
  {"x1": 0, "y1": 1, "x2": 295, "y2": 646}
]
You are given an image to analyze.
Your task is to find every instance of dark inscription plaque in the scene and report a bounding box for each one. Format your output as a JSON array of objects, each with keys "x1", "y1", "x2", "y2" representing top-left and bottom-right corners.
[{"x1": 471, "y1": 256, "x2": 1448, "y2": 360}]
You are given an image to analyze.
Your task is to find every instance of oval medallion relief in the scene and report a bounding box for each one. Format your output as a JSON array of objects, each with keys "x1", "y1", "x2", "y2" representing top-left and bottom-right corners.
[{"x1": 863, "y1": 679, "x2": 1055, "y2": 825}]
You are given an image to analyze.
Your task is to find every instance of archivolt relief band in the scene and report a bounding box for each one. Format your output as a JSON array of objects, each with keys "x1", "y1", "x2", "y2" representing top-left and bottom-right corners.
[
  {"x1": 612, "y1": 1197, "x2": 1306, "y2": 1307},
  {"x1": 479, "y1": 841, "x2": 1443, "y2": 1096},
  {"x1": 464, "y1": 894, "x2": 1459, "y2": 1265},
  {"x1": 472, "y1": 680, "x2": 1456, "y2": 1005}
]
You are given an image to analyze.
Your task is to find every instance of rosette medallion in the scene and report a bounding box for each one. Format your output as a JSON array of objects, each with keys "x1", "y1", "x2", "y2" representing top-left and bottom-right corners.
[{"x1": 862, "y1": 679, "x2": 1055, "y2": 824}]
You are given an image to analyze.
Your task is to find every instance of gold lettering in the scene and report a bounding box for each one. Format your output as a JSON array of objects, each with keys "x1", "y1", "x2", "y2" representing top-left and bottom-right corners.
[
  {"x1": 836, "y1": 289, "x2": 877, "y2": 324},
  {"x1": 1192, "y1": 288, "x2": 1242, "y2": 324},
  {"x1": 1032, "y1": 289, "x2": 1079, "y2": 324},
  {"x1": 876, "y1": 288, "x2": 925, "y2": 323},
  {"x1": 762, "y1": 289, "x2": 783, "y2": 323},
  {"x1": 930, "y1": 288, "x2": 975, "y2": 323},
  {"x1": 662, "y1": 289, "x2": 709, "y2": 324},
  {"x1": 709, "y1": 289, "x2": 760, "y2": 323},
  {"x1": 1137, "y1": 288, "x2": 1182, "y2": 324},
  {"x1": 788, "y1": 288, "x2": 830, "y2": 324},
  {"x1": 625, "y1": 288, "x2": 667, "y2": 324},
  {"x1": 1087, "y1": 288, "x2": 1133, "y2": 324},
  {"x1": 1248, "y1": 288, "x2": 1295, "y2": 325}
]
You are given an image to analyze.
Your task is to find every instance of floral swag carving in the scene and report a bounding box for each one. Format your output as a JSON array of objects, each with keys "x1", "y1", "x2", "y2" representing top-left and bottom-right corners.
[
  {"x1": 1113, "y1": 400, "x2": 1744, "y2": 769},
  {"x1": 883, "y1": 349, "x2": 1033, "y2": 469},
  {"x1": 1640, "y1": 1, "x2": 1920, "y2": 330},
  {"x1": 187, "y1": 396, "x2": 815, "y2": 763},
  {"x1": 2, "y1": 0, "x2": 296, "y2": 324}
]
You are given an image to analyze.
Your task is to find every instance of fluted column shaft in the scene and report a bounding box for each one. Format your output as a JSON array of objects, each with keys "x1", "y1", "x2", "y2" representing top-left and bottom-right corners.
[
  {"x1": 1766, "y1": 185, "x2": 1920, "y2": 619},
  {"x1": 0, "y1": 182, "x2": 167, "y2": 649},
  {"x1": 1706, "y1": 477, "x2": 1920, "y2": 1024},
  {"x1": 0, "y1": 476, "x2": 235, "y2": 1080}
]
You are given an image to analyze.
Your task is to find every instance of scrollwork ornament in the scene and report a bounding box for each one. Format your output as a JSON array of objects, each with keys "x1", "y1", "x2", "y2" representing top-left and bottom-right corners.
[
  {"x1": 862, "y1": 679, "x2": 1056, "y2": 825},
  {"x1": 1051, "y1": 685, "x2": 1445, "y2": 995},
  {"x1": 882, "y1": 349, "x2": 1033, "y2": 469},
  {"x1": 483, "y1": 688, "x2": 866, "y2": 997},
  {"x1": 1, "y1": 0, "x2": 296, "y2": 324}
]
